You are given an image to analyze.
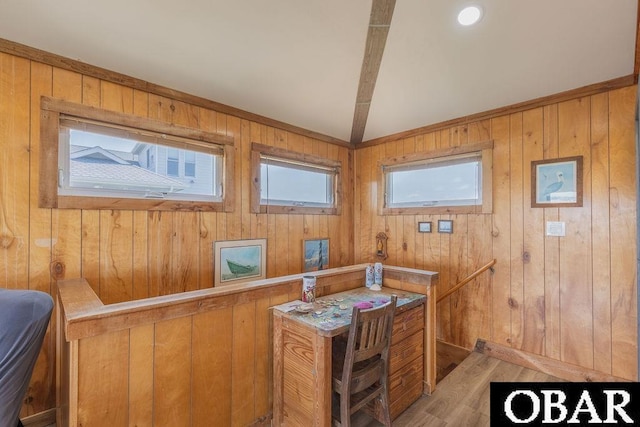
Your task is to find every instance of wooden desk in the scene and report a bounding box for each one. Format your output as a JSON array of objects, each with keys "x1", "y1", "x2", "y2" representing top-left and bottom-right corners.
[{"x1": 272, "y1": 288, "x2": 426, "y2": 426}]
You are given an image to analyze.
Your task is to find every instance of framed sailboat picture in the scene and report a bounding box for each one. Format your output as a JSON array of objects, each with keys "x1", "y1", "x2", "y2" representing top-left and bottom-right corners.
[
  {"x1": 214, "y1": 239, "x2": 266, "y2": 286},
  {"x1": 303, "y1": 238, "x2": 329, "y2": 272}
]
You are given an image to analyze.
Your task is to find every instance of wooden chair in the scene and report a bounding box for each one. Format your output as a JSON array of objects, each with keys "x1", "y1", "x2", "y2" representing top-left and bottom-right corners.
[{"x1": 331, "y1": 295, "x2": 397, "y2": 426}]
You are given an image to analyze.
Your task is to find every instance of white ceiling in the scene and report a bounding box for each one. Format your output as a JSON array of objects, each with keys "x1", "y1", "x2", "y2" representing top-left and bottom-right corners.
[{"x1": 0, "y1": 0, "x2": 637, "y2": 143}]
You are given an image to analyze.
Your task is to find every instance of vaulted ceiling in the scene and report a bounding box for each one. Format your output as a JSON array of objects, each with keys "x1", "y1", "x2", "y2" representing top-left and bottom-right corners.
[{"x1": 0, "y1": 0, "x2": 637, "y2": 145}]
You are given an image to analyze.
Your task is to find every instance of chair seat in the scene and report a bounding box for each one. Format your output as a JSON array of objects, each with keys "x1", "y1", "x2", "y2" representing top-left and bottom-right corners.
[{"x1": 332, "y1": 356, "x2": 384, "y2": 395}]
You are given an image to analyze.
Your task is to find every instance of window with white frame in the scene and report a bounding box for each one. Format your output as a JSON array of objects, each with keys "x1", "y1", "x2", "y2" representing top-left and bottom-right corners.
[
  {"x1": 379, "y1": 141, "x2": 493, "y2": 214},
  {"x1": 40, "y1": 96, "x2": 234, "y2": 212},
  {"x1": 58, "y1": 120, "x2": 222, "y2": 202},
  {"x1": 251, "y1": 143, "x2": 342, "y2": 214}
]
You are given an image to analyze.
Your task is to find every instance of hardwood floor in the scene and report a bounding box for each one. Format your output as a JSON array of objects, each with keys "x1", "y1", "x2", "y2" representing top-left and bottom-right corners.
[
  {"x1": 395, "y1": 351, "x2": 563, "y2": 426},
  {"x1": 352, "y1": 350, "x2": 563, "y2": 426}
]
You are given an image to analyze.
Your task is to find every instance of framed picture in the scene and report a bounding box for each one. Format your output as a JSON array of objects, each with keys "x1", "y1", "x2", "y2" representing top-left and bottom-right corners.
[
  {"x1": 531, "y1": 156, "x2": 583, "y2": 208},
  {"x1": 303, "y1": 238, "x2": 329, "y2": 272},
  {"x1": 214, "y1": 239, "x2": 266, "y2": 287},
  {"x1": 438, "y1": 220, "x2": 453, "y2": 234},
  {"x1": 418, "y1": 221, "x2": 432, "y2": 233}
]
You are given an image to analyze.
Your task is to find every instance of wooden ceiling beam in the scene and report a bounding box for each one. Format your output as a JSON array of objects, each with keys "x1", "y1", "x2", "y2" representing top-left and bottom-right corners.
[{"x1": 349, "y1": 0, "x2": 396, "y2": 145}]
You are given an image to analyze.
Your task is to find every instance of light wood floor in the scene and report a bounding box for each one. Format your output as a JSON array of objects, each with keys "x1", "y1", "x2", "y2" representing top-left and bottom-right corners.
[
  {"x1": 356, "y1": 350, "x2": 563, "y2": 426},
  {"x1": 395, "y1": 351, "x2": 563, "y2": 426}
]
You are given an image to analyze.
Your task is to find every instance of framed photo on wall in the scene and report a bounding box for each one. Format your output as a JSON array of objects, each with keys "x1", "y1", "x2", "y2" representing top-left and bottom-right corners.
[
  {"x1": 438, "y1": 220, "x2": 453, "y2": 234},
  {"x1": 531, "y1": 156, "x2": 583, "y2": 208},
  {"x1": 303, "y1": 238, "x2": 329, "y2": 272},
  {"x1": 214, "y1": 239, "x2": 266, "y2": 287},
  {"x1": 418, "y1": 221, "x2": 432, "y2": 233}
]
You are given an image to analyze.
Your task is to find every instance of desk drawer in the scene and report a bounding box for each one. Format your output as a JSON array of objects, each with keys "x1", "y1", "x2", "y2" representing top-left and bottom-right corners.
[
  {"x1": 389, "y1": 329, "x2": 423, "y2": 373},
  {"x1": 392, "y1": 304, "x2": 424, "y2": 344},
  {"x1": 373, "y1": 355, "x2": 423, "y2": 420},
  {"x1": 389, "y1": 354, "x2": 423, "y2": 401},
  {"x1": 390, "y1": 377, "x2": 423, "y2": 419}
]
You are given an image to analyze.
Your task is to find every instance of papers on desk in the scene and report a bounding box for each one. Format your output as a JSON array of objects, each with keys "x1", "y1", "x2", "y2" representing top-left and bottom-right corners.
[{"x1": 273, "y1": 300, "x2": 304, "y2": 313}]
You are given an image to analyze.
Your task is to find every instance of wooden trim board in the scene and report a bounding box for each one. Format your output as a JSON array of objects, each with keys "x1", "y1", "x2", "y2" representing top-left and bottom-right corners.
[
  {"x1": 474, "y1": 339, "x2": 631, "y2": 383},
  {"x1": 21, "y1": 408, "x2": 56, "y2": 427}
]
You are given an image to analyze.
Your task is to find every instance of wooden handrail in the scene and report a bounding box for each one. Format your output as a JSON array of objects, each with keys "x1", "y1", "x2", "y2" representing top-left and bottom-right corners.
[{"x1": 436, "y1": 259, "x2": 496, "y2": 303}]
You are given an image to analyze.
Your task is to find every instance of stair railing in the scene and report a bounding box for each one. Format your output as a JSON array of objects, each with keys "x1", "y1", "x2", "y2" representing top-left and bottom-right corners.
[{"x1": 436, "y1": 259, "x2": 496, "y2": 304}]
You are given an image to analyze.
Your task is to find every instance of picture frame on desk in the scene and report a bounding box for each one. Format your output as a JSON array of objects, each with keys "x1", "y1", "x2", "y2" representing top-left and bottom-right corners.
[{"x1": 214, "y1": 238, "x2": 266, "y2": 287}]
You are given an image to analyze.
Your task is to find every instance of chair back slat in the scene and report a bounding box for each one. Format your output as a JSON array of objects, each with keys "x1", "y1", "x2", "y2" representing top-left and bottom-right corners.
[
  {"x1": 351, "y1": 299, "x2": 395, "y2": 363},
  {"x1": 343, "y1": 295, "x2": 397, "y2": 377}
]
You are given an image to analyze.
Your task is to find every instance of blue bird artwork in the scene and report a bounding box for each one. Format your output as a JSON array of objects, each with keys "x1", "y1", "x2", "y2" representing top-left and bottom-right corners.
[{"x1": 543, "y1": 171, "x2": 564, "y2": 201}]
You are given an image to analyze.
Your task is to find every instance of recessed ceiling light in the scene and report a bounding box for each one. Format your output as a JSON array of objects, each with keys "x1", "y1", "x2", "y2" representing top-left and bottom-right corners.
[{"x1": 457, "y1": 5, "x2": 482, "y2": 26}]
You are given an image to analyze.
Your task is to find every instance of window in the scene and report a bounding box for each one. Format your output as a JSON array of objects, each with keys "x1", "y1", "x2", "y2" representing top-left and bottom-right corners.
[
  {"x1": 251, "y1": 143, "x2": 342, "y2": 214},
  {"x1": 260, "y1": 158, "x2": 334, "y2": 207},
  {"x1": 386, "y1": 152, "x2": 481, "y2": 207},
  {"x1": 379, "y1": 141, "x2": 493, "y2": 214},
  {"x1": 40, "y1": 96, "x2": 235, "y2": 212},
  {"x1": 58, "y1": 123, "x2": 221, "y2": 201},
  {"x1": 167, "y1": 148, "x2": 179, "y2": 177},
  {"x1": 146, "y1": 148, "x2": 156, "y2": 173},
  {"x1": 184, "y1": 151, "x2": 196, "y2": 177}
]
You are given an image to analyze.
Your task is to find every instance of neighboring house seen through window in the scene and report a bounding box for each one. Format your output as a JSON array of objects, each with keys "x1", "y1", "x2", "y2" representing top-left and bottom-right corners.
[
  {"x1": 39, "y1": 96, "x2": 235, "y2": 212},
  {"x1": 59, "y1": 123, "x2": 222, "y2": 202}
]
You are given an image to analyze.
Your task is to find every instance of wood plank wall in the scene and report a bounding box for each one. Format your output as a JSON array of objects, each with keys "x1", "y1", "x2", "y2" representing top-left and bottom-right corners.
[
  {"x1": 0, "y1": 51, "x2": 353, "y2": 418},
  {"x1": 354, "y1": 86, "x2": 638, "y2": 381},
  {"x1": 62, "y1": 281, "x2": 302, "y2": 427},
  {"x1": 57, "y1": 266, "x2": 433, "y2": 426}
]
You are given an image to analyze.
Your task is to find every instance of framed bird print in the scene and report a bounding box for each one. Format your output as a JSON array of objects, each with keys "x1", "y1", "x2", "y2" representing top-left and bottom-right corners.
[{"x1": 531, "y1": 156, "x2": 583, "y2": 208}]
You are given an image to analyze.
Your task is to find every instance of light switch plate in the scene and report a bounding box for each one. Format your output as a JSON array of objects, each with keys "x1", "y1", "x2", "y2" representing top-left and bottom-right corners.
[{"x1": 546, "y1": 221, "x2": 565, "y2": 237}]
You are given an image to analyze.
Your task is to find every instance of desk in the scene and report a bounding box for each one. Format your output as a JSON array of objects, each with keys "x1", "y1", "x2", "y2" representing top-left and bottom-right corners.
[{"x1": 272, "y1": 287, "x2": 426, "y2": 426}]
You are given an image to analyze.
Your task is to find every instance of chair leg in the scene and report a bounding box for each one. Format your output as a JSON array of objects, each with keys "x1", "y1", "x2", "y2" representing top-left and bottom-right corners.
[
  {"x1": 340, "y1": 395, "x2": 350, "y2": 427},
  {"x1": 379, "y1": 389, "x2": 392, "y2": 426}
]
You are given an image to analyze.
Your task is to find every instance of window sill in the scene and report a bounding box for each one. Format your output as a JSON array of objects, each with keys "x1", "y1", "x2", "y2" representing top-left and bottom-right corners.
[
  {"x1": 54, "y1": 195, "x2": 229, "y2": 212},
  {"x1": 256, "y1": 205, "x2": 339, "y2": 215},
  {"x1": 381, "y1": 205, "x2": 491, "y2": 215}
]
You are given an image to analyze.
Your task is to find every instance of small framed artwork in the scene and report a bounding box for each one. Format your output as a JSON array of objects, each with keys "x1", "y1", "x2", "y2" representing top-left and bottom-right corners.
[
  {"x1": 303, "y1": 238, "x2": 329, "y2": 272},
  {"x1": 214, "y1": 238, "x2": 266, "y2": 287},
  {"x1": 531, "y1": 156, "x2": 583, "y2": 208},
  {"x1": 418, "y1": 221, "x2": 432, "y2": 233},
  {"x1": 438, "y1": 220, "x2": 453, "y2": 234}
]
